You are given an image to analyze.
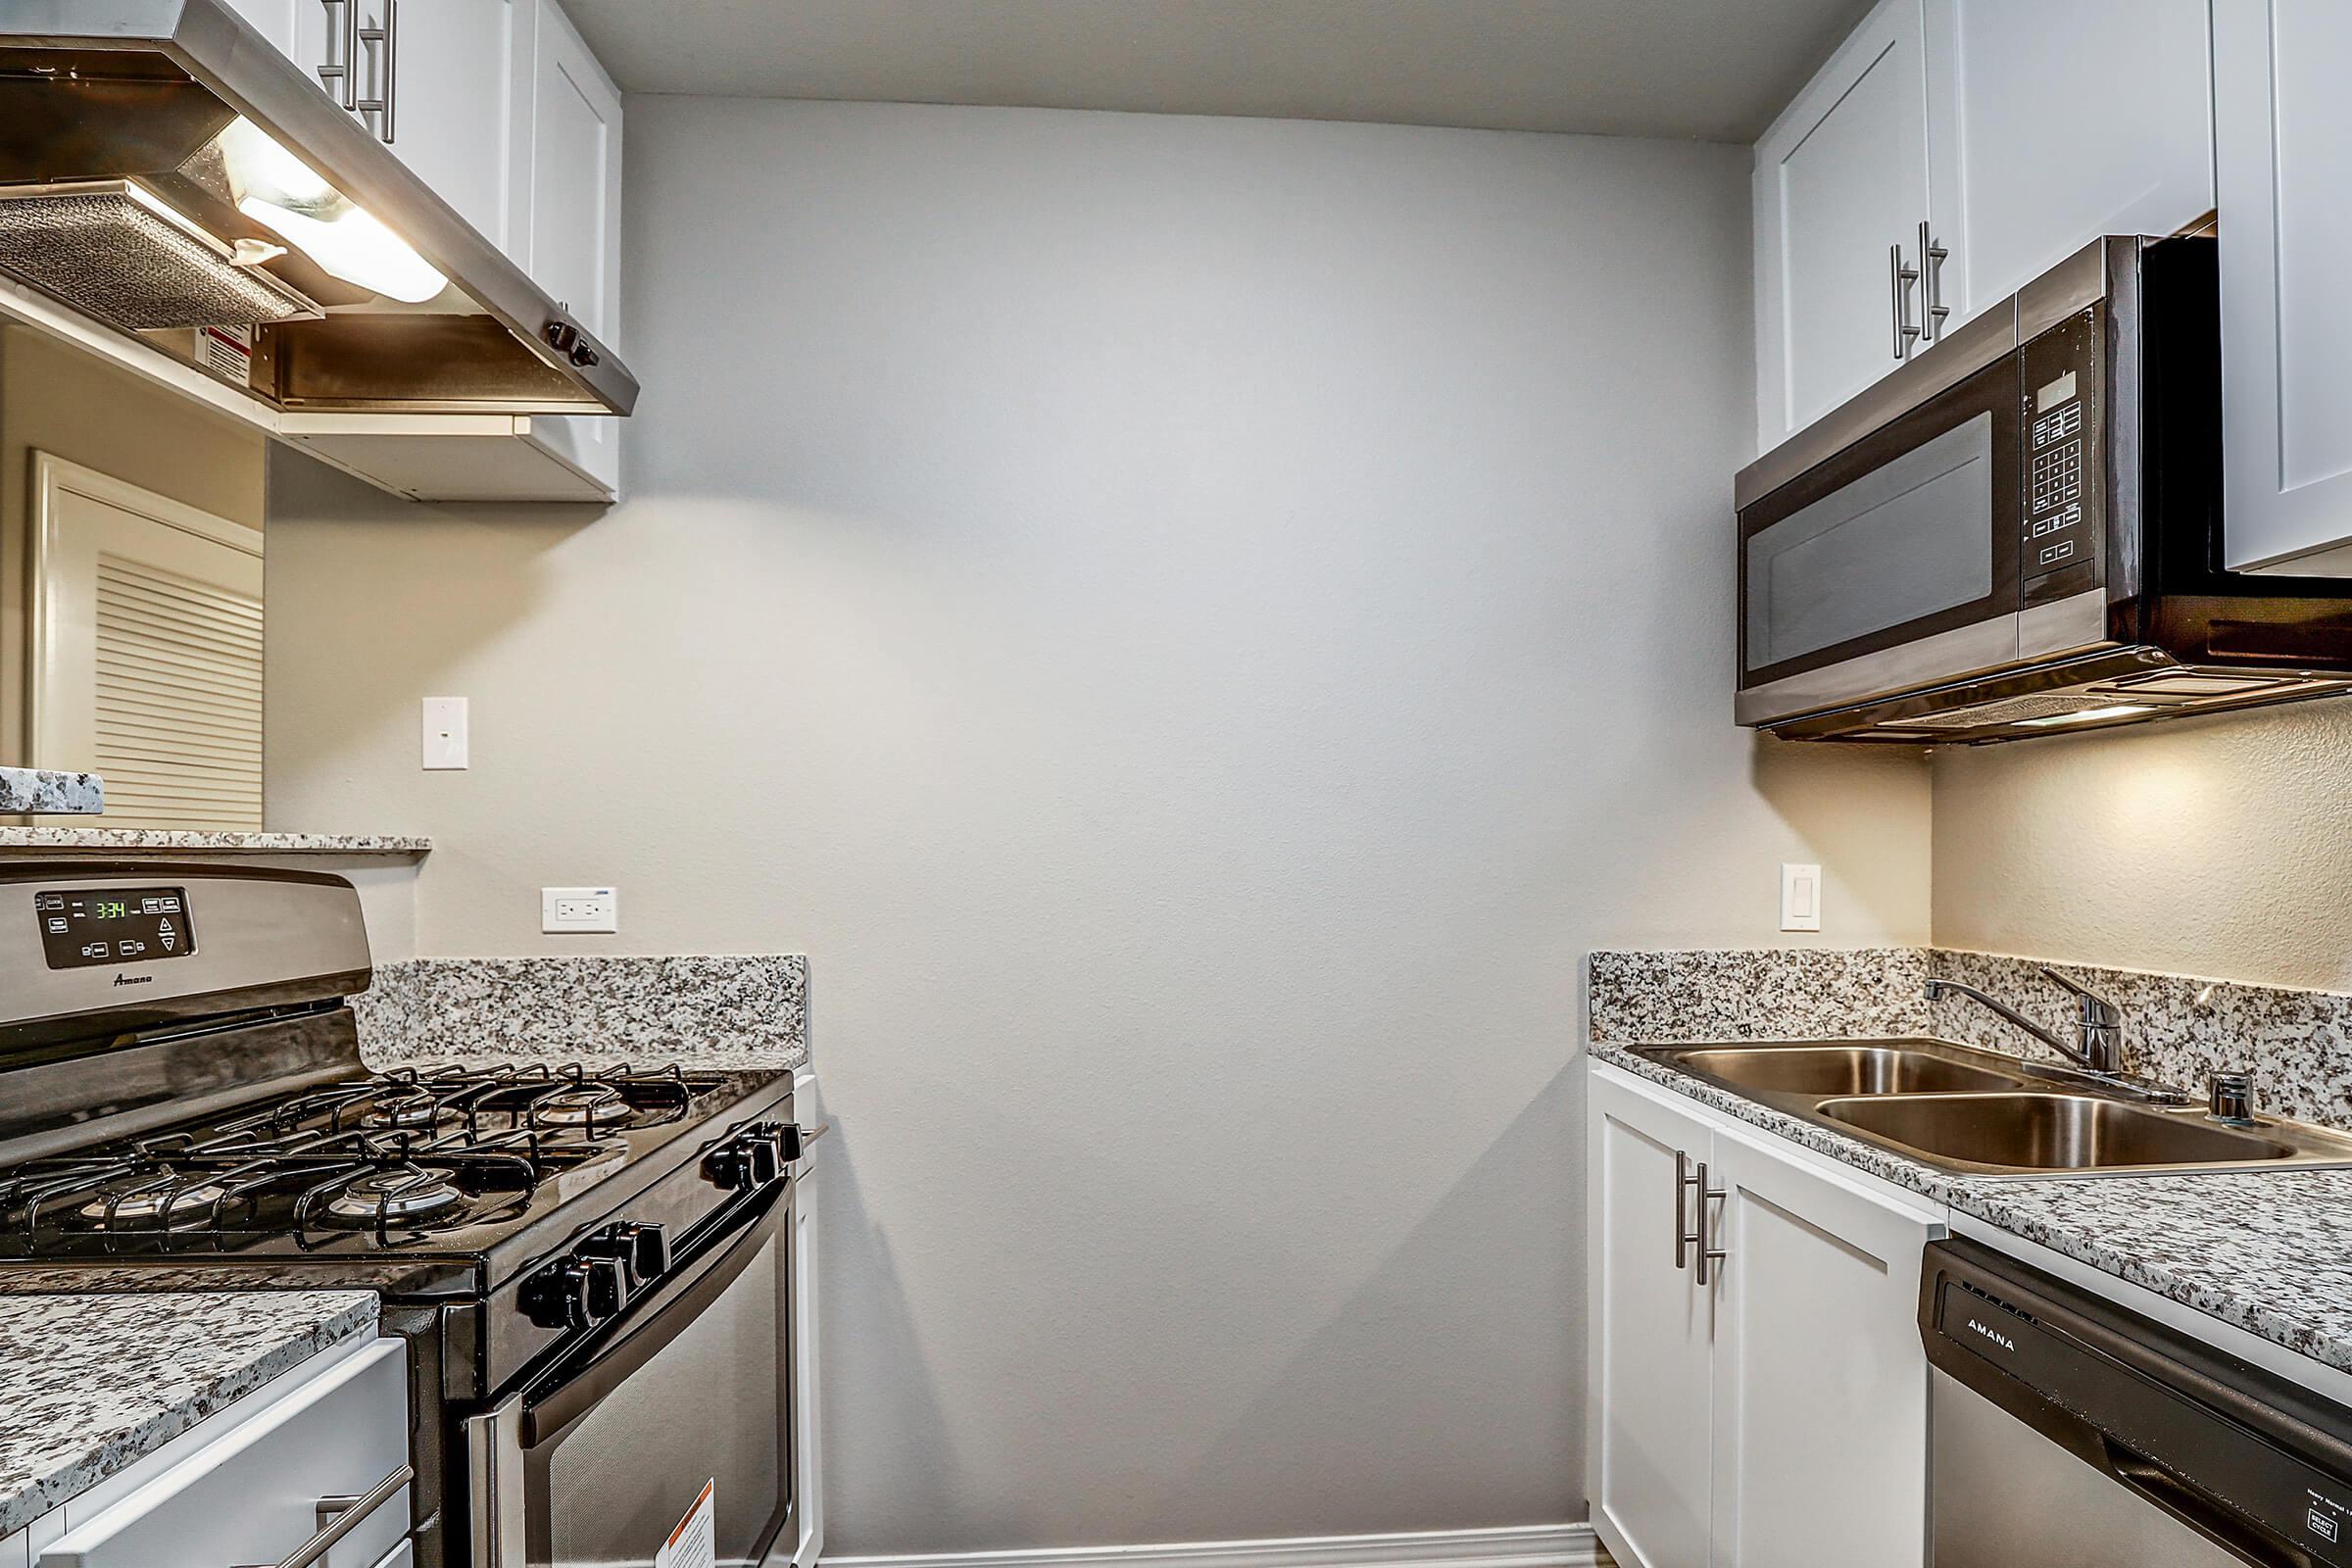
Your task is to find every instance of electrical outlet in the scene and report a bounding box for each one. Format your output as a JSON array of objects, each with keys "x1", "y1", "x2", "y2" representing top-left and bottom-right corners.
[
  {"x1": 422, "y1": 697, "x2": 468, "y2": 770},
  {"x1": 1780, "y1": 863, "x2": 1822, "y2": 932},
  {"x1": 542, "y1": 887, "x2": 618, "y2": 933}
]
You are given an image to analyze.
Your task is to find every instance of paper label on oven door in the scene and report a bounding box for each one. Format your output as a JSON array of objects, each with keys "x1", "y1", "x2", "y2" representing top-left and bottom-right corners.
[{"x1": 656, "y1": 1479, "x2": 715, "y2": 1568}]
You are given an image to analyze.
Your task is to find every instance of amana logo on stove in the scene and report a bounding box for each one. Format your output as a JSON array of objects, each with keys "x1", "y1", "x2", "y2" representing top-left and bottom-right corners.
[
  {"x1": 1966, "y1": 1317, "x2": 2016, "y2": 1351},
  {"x1": 111, "y1": 972, "x2": 153, "y2": 987}
]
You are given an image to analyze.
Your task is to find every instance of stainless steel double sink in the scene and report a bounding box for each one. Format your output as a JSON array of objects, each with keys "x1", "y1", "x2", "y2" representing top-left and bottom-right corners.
[{"x1": 1629, "y1": 1038, "x2": 2352, "y2": 1177}]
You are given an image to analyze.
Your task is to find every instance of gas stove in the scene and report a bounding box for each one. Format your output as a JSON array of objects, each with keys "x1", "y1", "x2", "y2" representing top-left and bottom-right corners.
[
  {"x1": 0, "y1": 1060, "x2": 739, "y2": 1257},
  {"x1": 0, "y1": 864, "x2": 814, "y2": 1568}
]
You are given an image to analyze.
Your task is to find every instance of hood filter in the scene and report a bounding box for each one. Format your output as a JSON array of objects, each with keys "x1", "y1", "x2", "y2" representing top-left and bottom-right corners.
[{"x1": 0, "y1": 180, "x2": 317, "y2": 332}]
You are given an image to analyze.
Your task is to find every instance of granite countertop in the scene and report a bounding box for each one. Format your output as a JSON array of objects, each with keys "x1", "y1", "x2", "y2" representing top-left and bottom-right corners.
[
  {"x1": 0, "y1": 828, "x2": 430, "y2": 856},
  {"x1": 0, "y1": 1290, "x2": 378, "y2": 1535},
  {"x1": 1593, "y1": 1039, "x2": 2352, "y2": 1375},
  {"x1": 0, "y1": 768, "x2": 103, "y2": 815}
]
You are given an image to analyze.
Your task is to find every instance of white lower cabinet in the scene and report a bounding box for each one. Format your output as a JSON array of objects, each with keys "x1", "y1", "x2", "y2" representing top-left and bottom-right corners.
[
  {"x1": 16, "y1": 1336, "x2": 410, "y2": 1568},
  {"x1": 1588, "y1": 1064, "x2": 1944, "y2": 1568}
]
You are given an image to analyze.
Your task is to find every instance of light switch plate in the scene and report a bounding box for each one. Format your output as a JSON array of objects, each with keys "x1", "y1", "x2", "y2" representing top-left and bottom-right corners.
[
  {"x1": 1780, "y1": 862, "x2": 1822, "y2": 932},
  {"x1": 542, "y1": 887, "x2": 618, "y2": 933},
  {"x1": 422, "y1": 697, "x2": 468, "y2": 770}
]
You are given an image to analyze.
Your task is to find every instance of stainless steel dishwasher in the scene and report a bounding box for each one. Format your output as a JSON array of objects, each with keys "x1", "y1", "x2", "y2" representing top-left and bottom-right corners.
[{"x1": 1921, "y1": 1238, "x2": 2352, "y2": 1567}]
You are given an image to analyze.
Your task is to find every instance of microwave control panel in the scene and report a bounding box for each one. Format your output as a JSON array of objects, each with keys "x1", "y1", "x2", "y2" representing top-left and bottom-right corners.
[{"x1": 2019, "y1": 305, "x2": 2103, "y2": 604}]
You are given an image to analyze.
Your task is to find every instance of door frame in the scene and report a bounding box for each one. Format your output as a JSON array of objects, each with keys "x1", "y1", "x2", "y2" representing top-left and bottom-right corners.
[{"x1": 27, "y1": 450, "x2": 265, "y2": 771}]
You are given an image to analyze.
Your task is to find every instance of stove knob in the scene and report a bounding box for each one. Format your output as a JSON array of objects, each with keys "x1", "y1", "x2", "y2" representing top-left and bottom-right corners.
[
  {"x1": 581, "y1": 1254, "x2": 629, "y2": 1321},
  {"x1": 705, "y1": 1134, "x2": 779, "y2": 1190},
  {"x1": 750, "y1": 1120, "x2": 805, "y2": 1163},
  {"x1": 580, "y1": 1221, "x2": 669, "y2": 1285},
  {"x1": 520, "y1": 1256, "x2": 592, "y2": 1330}
]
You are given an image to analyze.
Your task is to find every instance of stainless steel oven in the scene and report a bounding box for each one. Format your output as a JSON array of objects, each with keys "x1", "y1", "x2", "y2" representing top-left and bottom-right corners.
[
  {"x1": 467, "y1": 1168, "x2": 802, "y2": 1568},
  {"x1": 1736, "y1": 234, "x2": 2352, "y2": 744}
]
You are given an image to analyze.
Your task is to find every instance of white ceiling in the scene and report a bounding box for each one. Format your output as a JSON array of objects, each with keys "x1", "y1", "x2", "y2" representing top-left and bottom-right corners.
[{"x1": 561, "y1": 0, "x2": 1878, "y2": 143}]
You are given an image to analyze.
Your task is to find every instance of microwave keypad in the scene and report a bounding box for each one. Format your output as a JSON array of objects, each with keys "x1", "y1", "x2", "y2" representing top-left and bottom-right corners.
[
  {"x1": 2031, "y1": 434, "x2": 2083, "y2": 512},
  {"x1": 2032, "y1": 402, "x2": 2082, "y2": 450}
]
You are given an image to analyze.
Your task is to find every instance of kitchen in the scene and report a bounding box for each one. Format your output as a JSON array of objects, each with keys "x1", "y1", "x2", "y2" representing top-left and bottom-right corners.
[{"x1": 1, "y1": 1, "x2": 2350, "y2": 1566}]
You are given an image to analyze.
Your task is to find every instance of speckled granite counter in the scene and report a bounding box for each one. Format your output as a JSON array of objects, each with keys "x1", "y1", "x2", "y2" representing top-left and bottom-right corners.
[
  {"x1": 1590, "y1": 946, "x2": 2352, "y2": 1377},
  {"x1": 0, "y1": 1290, "x2": 377, "y2": 1535},
  {"x1": 0, "y1": 828, "x2": 429, "y2": 856},
  {"x1": 0, "y1": 768, "x2": 102, "y2": 815},
  {"x1": 357, "y1": 955, "x2": 809, "y2": 1074}
]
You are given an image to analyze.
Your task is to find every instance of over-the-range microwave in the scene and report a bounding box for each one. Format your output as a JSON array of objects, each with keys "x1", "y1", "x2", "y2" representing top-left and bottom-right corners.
[{"x1": 1736, "y1": 234, "x2": 2352, "y2": 744}]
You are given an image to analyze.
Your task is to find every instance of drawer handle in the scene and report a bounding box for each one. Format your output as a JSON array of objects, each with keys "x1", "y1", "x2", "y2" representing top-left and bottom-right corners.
[{"x1": 231, "y1": 1462, "x2": 412, "y2": 1568}]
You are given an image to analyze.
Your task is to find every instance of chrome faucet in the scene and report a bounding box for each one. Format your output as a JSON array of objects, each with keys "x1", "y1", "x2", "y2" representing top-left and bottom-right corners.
[{"x1": 1923, "y1": 966, "x2": 2126, "y2": 1075}]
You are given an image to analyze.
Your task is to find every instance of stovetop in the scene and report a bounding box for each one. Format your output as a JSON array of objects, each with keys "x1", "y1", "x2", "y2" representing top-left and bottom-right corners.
[{"x1": 0, "y1": 1062, "x2": 756, "y2": 1266}]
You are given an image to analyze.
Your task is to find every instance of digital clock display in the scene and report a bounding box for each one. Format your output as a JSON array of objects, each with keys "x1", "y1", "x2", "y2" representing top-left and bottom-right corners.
[{"x1": 35, "y1": 886, "x2": 197, "y2": 969}]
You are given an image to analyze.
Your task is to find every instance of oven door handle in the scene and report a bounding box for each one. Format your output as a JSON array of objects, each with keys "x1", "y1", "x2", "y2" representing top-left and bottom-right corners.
[{"x1": 466, "y1": 1178, "x2": 790, "y2": 1568}]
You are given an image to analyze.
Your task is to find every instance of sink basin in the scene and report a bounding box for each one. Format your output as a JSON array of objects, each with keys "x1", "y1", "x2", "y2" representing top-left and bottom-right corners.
[
  {"x1": 1664, "y1": 1044, "x2": 2029, "y2": 1098},
  {"x1": 1817, "y1": 1093, "x2": 2296, "y2": 1173}
]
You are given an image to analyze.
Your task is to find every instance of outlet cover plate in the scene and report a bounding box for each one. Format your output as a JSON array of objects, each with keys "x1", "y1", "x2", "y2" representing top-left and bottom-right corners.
[{"x1": 542, "y1": 886, "x2": 618, "y2": 933}]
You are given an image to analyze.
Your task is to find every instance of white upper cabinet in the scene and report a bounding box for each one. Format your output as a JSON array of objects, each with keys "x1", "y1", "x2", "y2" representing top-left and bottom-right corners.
[
  {"x1": 1755, "y1": 0, "x2": 2217, "y2": 458},
  {"x1": 507, "y1": 0, "x2": 625, "y2": 495},
  {"x1": 219, "y1": 0, "x2": 304, "y2": 58},
  {"x1": 1753, "y1": 0, "x2": 1934, "y2": 451},
  {"x1": 284, "y1": 1, "x2": 515, "y2": 242},
  {"x1": 1923, "y1": 0, "x2": 2213, "y2": 332},
  {"x1": 2215, "y1": 0, "x2": 2352, "y2": 573}
]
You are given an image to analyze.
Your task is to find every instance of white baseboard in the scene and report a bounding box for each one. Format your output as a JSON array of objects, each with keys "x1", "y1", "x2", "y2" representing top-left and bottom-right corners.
[{"x1": 823, "y1": 1522, "x2": 1605, "y2": 1568}]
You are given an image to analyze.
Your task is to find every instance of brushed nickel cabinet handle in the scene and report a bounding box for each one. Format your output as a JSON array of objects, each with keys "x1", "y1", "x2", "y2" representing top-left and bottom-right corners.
[
  {"x1": 230, "y1": 1462, "x2": 412, "y2": 1568},
  {"x1": 1693, "y1": 1162, "x2": 1728, "y2": 1287},
  {"x1": 1890, "y1": 243, "x2": 1922, "y2": 362},
  {"x1": 317, "y1": 0, "x2": 357, "y2": 108},
  {"x1": 1675, "y1": 1149, "x2": 1701, "y2": 1269},
  {"x1": 353, "y1": 0, "x2": 395, "y2": 144},
  {"x1": 1919, "y1": 220, "x2": 1950, "y2": 343}
]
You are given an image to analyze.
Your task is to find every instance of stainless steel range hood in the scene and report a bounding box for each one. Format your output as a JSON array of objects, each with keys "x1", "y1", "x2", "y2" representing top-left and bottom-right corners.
[{"x1": 0, "y1": 0, "x2": 637, "y2": 416}]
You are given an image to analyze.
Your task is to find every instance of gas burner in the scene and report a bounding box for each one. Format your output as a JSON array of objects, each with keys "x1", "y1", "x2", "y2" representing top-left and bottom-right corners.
[
  {"x1": 533, "y1": 1083, "x2": 632, "y2": 1129},
  {"x1": 79, "y1": 1181, "x2": 228, "y2": 1227},
  {"x1": 367, "y1": 1088, "x2": 443, "y2": 1130},
  {"x1": 326, "y1": 1166, "x2": 466, "y2": 1222}
]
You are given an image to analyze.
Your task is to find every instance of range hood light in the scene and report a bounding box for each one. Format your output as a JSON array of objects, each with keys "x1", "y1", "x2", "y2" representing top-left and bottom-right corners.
[
  {"x1": 215, "y1": 118, "x2": 447, "y2": 303},
  {"x1": 2012, "y1": 704, "x2": 2155, "y2": 729}
]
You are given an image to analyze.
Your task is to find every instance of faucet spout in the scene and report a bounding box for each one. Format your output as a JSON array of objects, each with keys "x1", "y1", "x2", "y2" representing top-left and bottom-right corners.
[{"x1": 1922, "y1": 977, "x2": 2099, "y2": 1070}]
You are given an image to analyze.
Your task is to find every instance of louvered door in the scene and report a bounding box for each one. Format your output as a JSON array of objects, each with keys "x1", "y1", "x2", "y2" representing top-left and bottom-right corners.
[{"x1": 30, "y1": 453, "x2": 264, "y2": 829}]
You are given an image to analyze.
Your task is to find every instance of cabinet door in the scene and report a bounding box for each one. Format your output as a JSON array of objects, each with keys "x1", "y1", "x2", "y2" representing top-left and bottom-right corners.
[
  {"x1": 1925, "y1": 0, "x2": 2212, "y2": 331},
  {"x1": 1704, "y1": 1125, "x2": 1942, "y2": 1568},
  {"x1": 1587, "y1": 1070, "x2": 1715, "y2": 1568},
  {"x1": 513, "y1": 0, "x2": 623, "y2": 496},
  {"x1": 379, "y1": 0, "x2": 518, "y2": 246},
  {"x1": 220, "y1": 0, "x2": 305, "y2": 60},
  {"x1": 287, "y1": 0, "x2": 516, "y2": 247},
  {"x1": 1753, "y1": 0, "x2": 1933, "y2": 450},
  {"x1": 2215, "y1": 0, "x2": 2352, "y2": 573}
]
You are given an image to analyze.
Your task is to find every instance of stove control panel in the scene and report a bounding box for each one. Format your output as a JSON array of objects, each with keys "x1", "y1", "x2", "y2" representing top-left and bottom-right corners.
[{"x1": 35, "y1": 885, "x2": 196, "y2": 969}]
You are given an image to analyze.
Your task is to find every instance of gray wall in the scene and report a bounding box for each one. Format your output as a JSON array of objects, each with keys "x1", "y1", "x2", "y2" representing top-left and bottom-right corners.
[
  {"x1": 266, "y1": 100, "x2": 1931, "y2": 1551},
  {"x1": 1935, "y1": 700, "x2": 2352, "y2": 991}
]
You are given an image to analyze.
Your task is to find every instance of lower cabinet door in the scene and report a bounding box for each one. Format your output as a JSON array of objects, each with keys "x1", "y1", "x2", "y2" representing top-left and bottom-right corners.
[
  {"x1": 1587, "y1": 1071, "x2": 1715, "y2": 1568},
  {"x1": 1704, "y1": 1124, "x2": 1942, "y2": 1568}
]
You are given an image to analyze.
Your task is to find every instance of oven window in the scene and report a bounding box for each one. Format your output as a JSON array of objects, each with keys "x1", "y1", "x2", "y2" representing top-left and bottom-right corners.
[
  {"x1": 1744, "y1": 412, "x2": 1996, "y2": 674},
  {"x1": 537, "y1": 1233, "x2": 791, "y2": 1567}
]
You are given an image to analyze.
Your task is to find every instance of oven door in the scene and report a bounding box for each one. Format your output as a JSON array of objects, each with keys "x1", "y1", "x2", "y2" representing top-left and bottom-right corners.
[
  {"x1": 467, "y1": 1179, "x2": 797, "y2": 1568},
  {"x1": 1737, "y1": 351, "x2": 2026, "y2": 727}
]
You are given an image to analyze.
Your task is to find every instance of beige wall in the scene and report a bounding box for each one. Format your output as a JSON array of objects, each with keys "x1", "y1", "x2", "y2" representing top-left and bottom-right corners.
[
  {"x1": 1934, "y1": 697, "x2": 2352, "y2": 990},
  {"x1": 265, "y1": 101, "x2": 1931, "y2": 1551},
  {"x1": 0, "y1": 325, "x2": 267, "y2": 763}
]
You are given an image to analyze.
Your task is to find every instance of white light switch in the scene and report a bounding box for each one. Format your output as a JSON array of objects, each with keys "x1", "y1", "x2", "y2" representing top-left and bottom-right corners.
[
  {"x1": 1780, "y1": 862, "x2": 1822, "y2": 932},
  {"x1": 542, "y1": 887, "x2": 618, "y2": 933},
  {"x1": 422, "y1": 697, "x2": 468, "y2": 770}
]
